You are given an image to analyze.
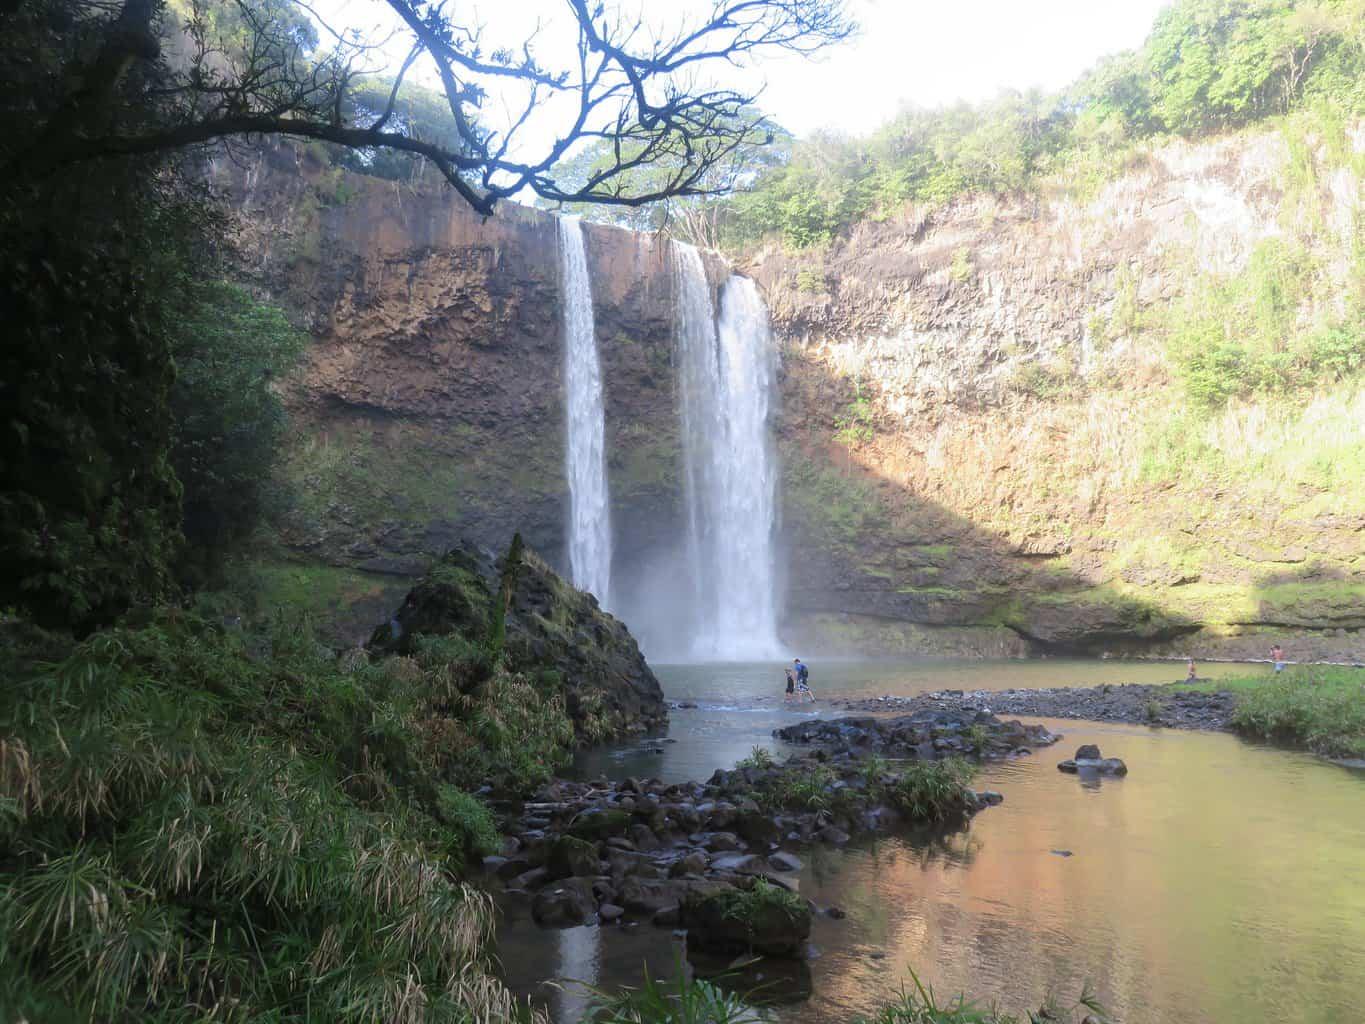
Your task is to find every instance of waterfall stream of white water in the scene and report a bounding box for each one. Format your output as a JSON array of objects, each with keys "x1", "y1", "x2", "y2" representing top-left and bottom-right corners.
[
  {"x1": 558, "y1": 217, "x2": 612, "y2": 608},
  {"x1": 673, "y1": 242, "x2": 781, "y2": 659}
]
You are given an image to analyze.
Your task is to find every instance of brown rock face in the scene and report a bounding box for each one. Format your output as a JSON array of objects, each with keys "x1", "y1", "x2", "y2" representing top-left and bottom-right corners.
[{"x1": 226, "y1": 136, "x2": 1363, "y2": 662}]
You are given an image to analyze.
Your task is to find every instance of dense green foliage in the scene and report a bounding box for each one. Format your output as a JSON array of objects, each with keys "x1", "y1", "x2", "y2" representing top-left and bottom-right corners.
[
  {"x1": 0, "y1": 610, "x2": 574, "y2": 1020},
  {"x1": 1206, "y1": 666, "x2": 1365, "y2": 756},
  {"x1": 170, "y1": 281, "x2": 306, "y2": 583},
  {"x1": 724, "y1": 0, "x2": 1365, "y2": 248},
  {"x1": 0, "y1": 1, "x2": 307, "y2": 628}
]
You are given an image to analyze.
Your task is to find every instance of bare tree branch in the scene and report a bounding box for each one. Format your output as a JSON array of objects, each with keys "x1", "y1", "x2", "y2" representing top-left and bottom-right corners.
[{"x1": 8, "y1": 0, "x2": 853, "y2": 214}]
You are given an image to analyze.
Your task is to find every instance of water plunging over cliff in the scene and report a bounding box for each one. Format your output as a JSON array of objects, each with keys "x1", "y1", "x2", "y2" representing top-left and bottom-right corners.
[
  {"x1": 673, "y1": 242, "x2": 781, "y2": 659},
  {"x1": 558, "y1": 217, "x2": 612, "y2": 608}
]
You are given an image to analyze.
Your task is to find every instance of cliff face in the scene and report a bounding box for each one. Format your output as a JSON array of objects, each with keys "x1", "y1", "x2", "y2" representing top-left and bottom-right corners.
[
  {"x1": 229, "y1": 137, "x2": 1363, "y2": 662},
  {"x1": 750, "y1": 128, "x2": 1364, "y2": 662}
]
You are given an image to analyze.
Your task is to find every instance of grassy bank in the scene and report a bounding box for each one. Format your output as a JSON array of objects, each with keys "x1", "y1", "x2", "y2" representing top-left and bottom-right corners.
[
  {"x1": 1181, "y1": 666, "x2": 1365, "y2": 758},
  {"x1": 0, "y1": 611, "x2": 573, "y2": 1021}
]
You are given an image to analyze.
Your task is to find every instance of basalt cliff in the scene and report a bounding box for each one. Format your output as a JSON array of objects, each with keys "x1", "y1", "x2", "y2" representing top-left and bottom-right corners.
[{"x1": 225, "y1": 135, "x2": 1364, "y2": 663}]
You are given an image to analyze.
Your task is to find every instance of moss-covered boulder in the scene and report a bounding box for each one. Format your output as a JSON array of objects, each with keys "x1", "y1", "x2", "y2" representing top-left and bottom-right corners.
[
  {"x1": 370, "y1": 540, "x2": 667, "y2": 742},
  {"x1": 681, "y1": 879, "x2": 812, "y2": 958}
]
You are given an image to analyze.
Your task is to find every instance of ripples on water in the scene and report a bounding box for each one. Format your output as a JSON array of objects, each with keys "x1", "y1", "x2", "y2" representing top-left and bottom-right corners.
[{"x1": 496, "y1": 660, "x2": 1365, "y2": 1024}]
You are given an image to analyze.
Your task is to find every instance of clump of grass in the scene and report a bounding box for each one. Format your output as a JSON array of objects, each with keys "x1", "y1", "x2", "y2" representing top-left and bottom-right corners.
[
  {"x1": 760, "y1": 763, "x2": 837, "y2": 812},
  {"x1": 885, "y1": 759, "x2": 976, "y2": 824},
  {"x1": 965, "y1": 724, "x2": 990, "y2": 753},
  {"x1": 0, "y1": 611, "x2": 562, "y2": 1021},
  {"x1": 1228, "y1": 666, "x2": 1365, "y2": 758},
  {"x1": 580, "y1": 964, "x2": 761, "y2": 1023},
  {"x1": 1144, "y1": 698, "x2": 1164, "y2": 724},
  {"x1": 711, "y1": 878, "x2": 807, "y2": 924},
  {"x1": 735, "y1": 746, "x2": 776, "y2": 770},
  {"x1": 855, "y1": 971, "x2": 1108, "y2": 1023}
]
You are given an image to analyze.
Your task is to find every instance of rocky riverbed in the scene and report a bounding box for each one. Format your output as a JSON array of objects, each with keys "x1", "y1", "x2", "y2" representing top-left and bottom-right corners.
[
  {"x1": 484, "y1": 708, "x2": 1058, "y2": 956},
  {"x1": 826, "y1": 683, "x2": 1239, "y2": 731}
]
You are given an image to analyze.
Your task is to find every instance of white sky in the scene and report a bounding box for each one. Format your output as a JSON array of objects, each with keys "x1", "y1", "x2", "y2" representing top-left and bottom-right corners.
[{"x1": 313, "y1": 0, "x2": 1172, "y2": 144}]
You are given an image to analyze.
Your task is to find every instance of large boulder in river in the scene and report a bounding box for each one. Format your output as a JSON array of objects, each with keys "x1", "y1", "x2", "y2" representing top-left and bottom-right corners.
[
  {"x1": 682, "y1": 880, "x2": 812, "y2": 958},
  {"x1": 1058, "y1": 744, "x2": 1128, "y2": 776},
  {"x1": 370, "y1": 540, "x2": 666, "y2": 740}
]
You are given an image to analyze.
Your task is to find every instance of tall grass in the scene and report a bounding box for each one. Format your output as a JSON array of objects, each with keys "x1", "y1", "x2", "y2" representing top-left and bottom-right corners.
[
  {"x1": 1222, "y1": 666, "x2": 1365, "y2": 758},
  {"x1": 0, "y1": 612, "x2": 560, "y2": 1022}
]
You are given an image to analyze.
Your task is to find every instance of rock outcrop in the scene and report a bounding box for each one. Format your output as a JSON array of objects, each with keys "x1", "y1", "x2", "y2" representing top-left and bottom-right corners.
[{"x1": 370, "y1": 539, "x2": 666, "y2": 740}]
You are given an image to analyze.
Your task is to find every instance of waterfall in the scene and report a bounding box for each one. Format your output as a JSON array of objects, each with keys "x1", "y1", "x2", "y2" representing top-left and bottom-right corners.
[
  {"x1": 673, "y1": 242, "x2": 781, "y2": 659},
  {"x1": 559, "y1": 216, "x2": 613, "y2": 608}
]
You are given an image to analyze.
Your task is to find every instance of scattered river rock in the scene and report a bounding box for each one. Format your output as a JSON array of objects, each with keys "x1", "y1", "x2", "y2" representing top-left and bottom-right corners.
[
  {"x1": 775, "y1": 708, "x2": 1059, "y2": 758},
  {"x1": 488, "y1": 707, "x2": 1039, "y2": 955},
  {"x1": 828, "y1": 683, "x2": 1238, "y2": 731}
]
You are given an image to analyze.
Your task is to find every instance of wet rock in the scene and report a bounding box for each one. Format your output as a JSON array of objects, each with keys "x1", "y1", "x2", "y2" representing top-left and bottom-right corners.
[
  {"x1": 599, "y1": 902, "x2": 625, "y2": 922},
  {"x1": 546, "y1": 836, "x2": 601, "y2": 879},
  {"x1": 705, "y1": 832, "x2": 744, "y2": 852},
  {"x1": 736, "y1": 811, "x2": 782, "y2": 849},
  {"x1": 709, "y1": 853, "x2": 768, "y2": 876},
  {"x1": 818, "y1": 825, "x2": 850, "y2": 845},
  {"x1": 496, "y1": 857, "x2": 531, "y2": 881},
  {"x1": 682, "y1": 883, "x2": 812, "y2": 958},
  {"x1": 510, "y1": 866, "x2": 549, "y2": 891},
  {"x1": 768, "y1": 852, "x2": 803, "y2": 873},
  {"x1": 629, "y1": 823, "x2": 661, "y2": 851},
  {"x1": 978, "y1": 790, "x2": 1005, "y2": 806},
  {"x1": 617, "y1": 877, "x2": 686, "y2": 916},
  {"x1": 670, "y1": 851, "x2": 709, "y2": 877},
  {"x1": 569, "y1": 810, "x2": 632, "y2": 841},
  {"x1": 532, "y1": 878, "x2": 598, "y2": 926},
  {"x1": 1058, "y1": 745, "x2": 1128, "y2": 775}
]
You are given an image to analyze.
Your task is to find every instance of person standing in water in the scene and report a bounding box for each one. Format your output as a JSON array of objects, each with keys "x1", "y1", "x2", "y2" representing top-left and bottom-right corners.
[
  {"x1": 793, "y1": 658, "x2": 815, "y2": 702},
  {"x1": 784, "y1": 668, "x2": 796, "y2": 702}
]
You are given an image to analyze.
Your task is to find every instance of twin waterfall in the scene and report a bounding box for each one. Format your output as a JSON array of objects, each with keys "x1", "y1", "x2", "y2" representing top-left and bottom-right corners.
[
  {"x1": 558, "y1": 218, "x2": 613, "y2": 609},
  {"x1": 558, "y1": 220, "x2": 780, "y2": 660},
  {"x1": 673, "y1": 244, "x2": 781, "y2": 659}
]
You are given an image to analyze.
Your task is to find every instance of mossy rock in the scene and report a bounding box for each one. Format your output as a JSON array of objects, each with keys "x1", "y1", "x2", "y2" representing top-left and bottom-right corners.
[
  {"x1": 682, "y1": 881, "x2": 812, "y2": 958},
  {"x1": 546, "y1": 835, "x2": 602, "y2": 878},
  {"x1": 369, "y1": 540, "x2": 667, "y2": 741},
  {"x1": 567, "y1": 809, "x2": 632, "y2": 842}
]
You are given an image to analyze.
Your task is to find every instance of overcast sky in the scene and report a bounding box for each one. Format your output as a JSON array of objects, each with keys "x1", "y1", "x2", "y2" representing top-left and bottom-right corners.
[{"x1": 313, "y1": 0, "x2": 1172, "y2": 142}]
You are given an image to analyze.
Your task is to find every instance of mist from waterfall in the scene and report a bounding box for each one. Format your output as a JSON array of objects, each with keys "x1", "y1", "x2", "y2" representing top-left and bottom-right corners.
[
  {"x1": 558, "y1": 216, "x2": 612, "y2": 609},
  {"x1": 673, "y1": 242, "x2": 781, "y2": 659}
]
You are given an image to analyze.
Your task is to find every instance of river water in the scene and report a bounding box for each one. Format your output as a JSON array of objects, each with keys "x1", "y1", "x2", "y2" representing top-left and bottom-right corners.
[{"x1": 494, "y1": 660, "x2": 1365, "y2": 1024}]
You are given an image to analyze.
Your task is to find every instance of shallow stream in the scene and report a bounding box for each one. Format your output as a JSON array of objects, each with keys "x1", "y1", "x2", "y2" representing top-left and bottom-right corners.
[{"x1": 495, "y1": 660, "x2": 1365, "y2": 1024}]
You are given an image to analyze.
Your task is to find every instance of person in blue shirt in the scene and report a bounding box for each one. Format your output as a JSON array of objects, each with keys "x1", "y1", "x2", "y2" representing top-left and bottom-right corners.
[{"x1": 793, "y1": 658, "x2": 814, "y2": 701}]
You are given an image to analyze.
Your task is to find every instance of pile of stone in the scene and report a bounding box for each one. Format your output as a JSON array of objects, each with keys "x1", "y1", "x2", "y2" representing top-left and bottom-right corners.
[{"x1": 774, "y1": 708, "x2": 1059, "y2": 758}]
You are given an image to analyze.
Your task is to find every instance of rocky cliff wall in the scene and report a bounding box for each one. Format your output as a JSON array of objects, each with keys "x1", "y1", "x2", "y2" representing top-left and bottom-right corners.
[
  {"x1": 749, "y1": 126, "x2": 1364, "y2": 662},
  {"x1": 228, "y1": 136, "x2": 1363, "y2": 662}
]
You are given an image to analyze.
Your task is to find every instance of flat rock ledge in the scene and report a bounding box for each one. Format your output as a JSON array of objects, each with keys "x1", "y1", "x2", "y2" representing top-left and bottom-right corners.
[{"x1": 827, "y1": 684, "x2": 1238, "y2": 731}]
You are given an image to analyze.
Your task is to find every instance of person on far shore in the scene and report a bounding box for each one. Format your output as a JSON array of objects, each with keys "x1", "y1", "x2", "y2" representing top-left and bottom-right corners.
[
  {"x1": 784, "y1": 668, "x2": 796, "y2": 702},
  {"x1": 1271, "y1": 644, "x2": 1286, "y2": 673},
  {"x1": 1187, "y1": 658, "x2": 1197, "y2": 682}
]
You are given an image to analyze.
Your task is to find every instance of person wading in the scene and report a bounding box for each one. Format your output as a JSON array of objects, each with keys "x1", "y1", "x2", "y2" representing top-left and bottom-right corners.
[
  {"x1": 793, "y1": 658, "x2": 815, "y2": 703},
  {"x1": 784, "y1": 668, "x2": 796, "y2": 702}
]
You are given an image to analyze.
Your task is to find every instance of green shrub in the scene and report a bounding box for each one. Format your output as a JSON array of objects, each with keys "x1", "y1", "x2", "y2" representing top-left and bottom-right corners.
[{"x1": 435, "y1": 784, "x2": 500, "y2": 864}]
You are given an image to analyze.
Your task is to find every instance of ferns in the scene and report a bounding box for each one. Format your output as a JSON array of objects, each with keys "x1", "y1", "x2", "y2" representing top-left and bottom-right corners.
[{"x1": 0, "y1": 611, "x2": 551, "y2": 1022}]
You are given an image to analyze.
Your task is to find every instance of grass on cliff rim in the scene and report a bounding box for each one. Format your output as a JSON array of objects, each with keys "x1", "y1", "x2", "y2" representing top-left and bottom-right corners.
[
  {"x1": 1199, "y1": 666, "x2": 1365, "y2": 759},
  {"x1": 0, "y1": 611, "x2": 565, "y2": 1022}
]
